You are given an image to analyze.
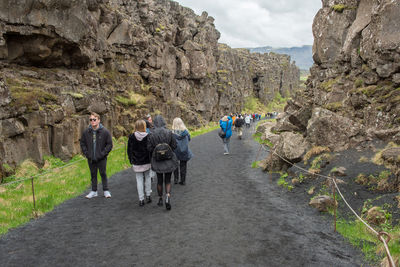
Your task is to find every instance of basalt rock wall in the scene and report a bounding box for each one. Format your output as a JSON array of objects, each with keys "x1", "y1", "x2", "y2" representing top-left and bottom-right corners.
[
  {"x1": 275, "y1": 0, "x2": 400, "y2": 150},
  {"x1": 264, "y1": 0, "x2": 400, "y2": 172},
  {"x1": 0, "y1": 0, "x2": 299, "y2": 178}
]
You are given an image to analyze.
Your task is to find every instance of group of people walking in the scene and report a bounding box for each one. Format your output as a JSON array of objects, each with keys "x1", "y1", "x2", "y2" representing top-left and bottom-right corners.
[
  {"x1": 79, "y1": 111, "x2": 268, "y2": 209},
  {"x1": 80, "y1": 112, "x2": 193, "y2": 211}
]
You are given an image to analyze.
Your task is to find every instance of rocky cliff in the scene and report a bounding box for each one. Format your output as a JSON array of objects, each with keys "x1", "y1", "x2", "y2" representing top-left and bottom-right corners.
[
  {"x1": 264, "y1": 0, "x2": 400, "y2": 173},
  {"x1": 0, "y1": 0, "x2": 299, "y2": 179}
]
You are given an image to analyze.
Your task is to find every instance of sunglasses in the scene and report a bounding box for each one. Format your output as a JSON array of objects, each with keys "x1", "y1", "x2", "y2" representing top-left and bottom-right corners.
[{"x1": 89, "y1": 118, "x2": 97, "y2": 122}]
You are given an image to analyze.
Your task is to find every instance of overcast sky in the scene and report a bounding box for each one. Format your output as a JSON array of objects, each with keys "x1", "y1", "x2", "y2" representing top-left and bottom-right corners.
[{"x1": 175, "y1": 0, "x2": 322, "y2": 48}]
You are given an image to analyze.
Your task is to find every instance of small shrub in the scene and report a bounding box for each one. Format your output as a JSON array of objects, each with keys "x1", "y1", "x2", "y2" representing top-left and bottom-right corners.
[
  {"x1": 304, "y1": 146, "x2": 331, "y2": 163},
  {"x1": 355, "y1": 173, "x2": 368, "y2": 185},
  {"x1": 298, "y1": 173, "x2": 305, "y2": 183},
  {"x1": 115, "y1": 95, "x2": 136, "y2": 106}
]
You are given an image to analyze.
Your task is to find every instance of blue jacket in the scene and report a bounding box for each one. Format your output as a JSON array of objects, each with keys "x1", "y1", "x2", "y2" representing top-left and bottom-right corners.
[
  {"x1": 173, "y1": 130, "x2": 193, "y2": 161},
  {"x1": 219, "y1": 117, "x2": 233, "y2": 138}
]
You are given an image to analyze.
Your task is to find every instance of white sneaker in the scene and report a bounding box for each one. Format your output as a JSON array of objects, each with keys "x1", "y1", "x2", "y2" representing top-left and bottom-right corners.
[
  {"x1": 85, "y1": 191, "x2": 98, "y2": 199},
  {"x1": 104, "y1": 191, "x2": 111, "y2": 198},
  {"x1": 224, "y1": 152, "x2": 229, "y2": 155}
]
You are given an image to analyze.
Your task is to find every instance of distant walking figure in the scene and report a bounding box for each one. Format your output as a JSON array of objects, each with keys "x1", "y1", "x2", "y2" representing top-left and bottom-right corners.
[
  {"x1": 245, "y1": 114, "x2": 251, "y2": 128},
  {"x1": 80, "y1": 112, "x2": 113, "y2": 199},
  {"x1": 219, "y1": 115, "x2": 233, "y2": 155},
  {"x1": 172, "y1": 118, "x2": 193, "y2": 185},
  {"x1": 147, "y1": 115, "x2": 178, "y2": 210},
  {"x1": 234, "y1": 115, "x2": 245, "y2": 139},
  {"x1": 127, "y1": 120, "x2": 152, "y2": 206}
]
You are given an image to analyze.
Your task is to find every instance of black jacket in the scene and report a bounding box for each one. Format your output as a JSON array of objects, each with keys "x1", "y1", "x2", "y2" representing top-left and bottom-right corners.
[
  {"x1": 147, "y1": 115, "x2": 178, "y2": 173},
  {"x1": 234, "y1": 117, "x2": 245, "y2": 127},
  {"x1": 127, "y1": 133, "x2": 151, "y2": 165},
  {"x1": 80, "y1": 124, "x2": 113, "y2": 162}
]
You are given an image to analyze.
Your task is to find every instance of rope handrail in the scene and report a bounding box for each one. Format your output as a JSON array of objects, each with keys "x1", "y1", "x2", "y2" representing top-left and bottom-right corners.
[
  {"x1": 0, "y1": 142, "x2": 127, "y2": 187},
  {"x1": 259, "y1": 143, "x2": 396, "y2": 266}
]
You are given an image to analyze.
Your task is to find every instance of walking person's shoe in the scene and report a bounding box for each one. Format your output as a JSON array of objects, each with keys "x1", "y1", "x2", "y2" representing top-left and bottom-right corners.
[
  {"x1": 139, "y1": 200, "x2": 145, "y2": 206},
  {"x1": 179, "y1": 181, "x2": 185, "y2": 185},
  {"x1": 157, "y1": 197, "x2": 163, "y2": 206},
  {"x1": 165, "y1": 194, "x2": 171, "y2": 210},
  {"x1": 104, "y1": 191, "x2": 111, "y2": 198},
  {"x1": 174, "y1": 179, "x2": 178, "y2": 184},
  {"x1": 85, "y1": 191, "x2": 98, "y2": 199},
  {"x1": 146, "y1": 196, "x2": 152, "y2": 203},
  {"x1": 224, "y1": 152, "x2": 229, "y2": 155}
]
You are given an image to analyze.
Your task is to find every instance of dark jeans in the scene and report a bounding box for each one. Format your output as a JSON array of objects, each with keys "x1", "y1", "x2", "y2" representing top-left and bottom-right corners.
[
  {"x1": 88, "y1": 158, "x2": 108, "y2": 191},
  {"x1": 174, "y1": 161, "x2": 187, "y2": 183},
  {"x1": 157, "y1": 172, "x2": 172, "y2": 196}
]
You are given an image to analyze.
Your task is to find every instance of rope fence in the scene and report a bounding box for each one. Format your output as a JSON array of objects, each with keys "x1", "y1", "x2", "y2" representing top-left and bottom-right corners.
[
  {"x1": 257, "y1": 142, "x2": 396, "y2": 267},
  {"x1": 0, "y1": 142, "x2": 128, "y2": 219},
  {"x1": 0, "y1": 142, "x2": 127, "y2": 188},
  {"x1": 0, "y1": 120, "x2": 396, "y2": 266}
]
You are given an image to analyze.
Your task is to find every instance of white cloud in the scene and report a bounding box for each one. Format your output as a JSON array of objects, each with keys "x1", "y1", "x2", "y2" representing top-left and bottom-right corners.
[{"x1": 175, "y1": 0, "x2": 322, "y2": 48}]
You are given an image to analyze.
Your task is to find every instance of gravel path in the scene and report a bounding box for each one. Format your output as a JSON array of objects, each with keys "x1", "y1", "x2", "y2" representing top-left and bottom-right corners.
[{"x1": 0, "y1": 126, "x2": 368, "y2": 266}]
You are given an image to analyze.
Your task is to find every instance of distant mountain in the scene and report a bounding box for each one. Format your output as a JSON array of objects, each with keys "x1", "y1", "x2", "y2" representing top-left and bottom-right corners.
[{"x1": 248, "y1": 45, "x2": 313, "y2": 70}]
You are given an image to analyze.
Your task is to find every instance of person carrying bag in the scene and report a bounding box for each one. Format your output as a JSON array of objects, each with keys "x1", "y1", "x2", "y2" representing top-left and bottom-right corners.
[{"x1": 219, "y1": 115, "x2": 233, "y2": 155}]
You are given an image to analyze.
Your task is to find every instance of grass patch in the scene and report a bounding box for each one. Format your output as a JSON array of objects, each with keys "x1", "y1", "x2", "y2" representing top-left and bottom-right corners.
[
  {"x1": 331, "y1": 4, "x2": 347, "y2": 13},
  {"x1": 190, "y1": 122, "x2": 219, "y2": 138},
  {"x1": 0, "y1": 123, "x2": 221, "y2": 235},
  {"x1": 337, "y1": 219, "x2": 400, "y2": 265},
  {"x1": 304, "y1": 146, "x2": 331, "y2": 163},
  {"x1": 252, "y1": 132, "x2": 273, "y2": 147},
  {"x1": 252, "y1": 161, "x2": 260, "y2": 168},
  {"x1": 115, "y1": 95, "x2": 137, "y2": 106},
  {"x1": 0, "y1": 139, "x2": 129, "y2": 236},
  {"x1": 277, "y1": 172, "x2": 294, "y2": 191}
]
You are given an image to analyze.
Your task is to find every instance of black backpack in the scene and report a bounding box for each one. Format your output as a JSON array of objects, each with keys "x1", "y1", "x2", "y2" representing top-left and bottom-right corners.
[{"x1": 154, "y1": 143, "x2": 173, "y2": 161}]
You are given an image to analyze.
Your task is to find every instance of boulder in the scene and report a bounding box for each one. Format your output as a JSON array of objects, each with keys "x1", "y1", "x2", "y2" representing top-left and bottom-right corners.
[
  {"x1": 277, "y1": 132, "x2": 310, "y2": 161},
  {"x1": 187, "y1": 50, "x2": 207, "y2": 79},
  {"x1": 0, "y1": 118, "x2": 25, "y2": 138},
  {"x1": 309, "y1": 195, "x2": 336, "y2": 212},
  {"x1": 330, "y1": 167, "x2": 347, "y2": 177},
  {"x1": 306, "y1": 108, "x2": 365, "y2": 151},
  {"x1": 263, "y1": 132, "x2": 309, "y2": 172}
]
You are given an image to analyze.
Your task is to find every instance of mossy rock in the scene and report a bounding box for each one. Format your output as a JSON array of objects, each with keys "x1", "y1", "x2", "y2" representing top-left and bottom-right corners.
[
  {"x1": 319, "y1": 78, "x2": 338, "y2": 92},
  {"x1": 331, "y1": 4, "x2": 347, "y2": 13},
  {"x1": 323, "y1": 101, "x2": 343, "y2": 112},
  {"x1": 9, "y1": 85, "x2": 57, "y2": 111}
]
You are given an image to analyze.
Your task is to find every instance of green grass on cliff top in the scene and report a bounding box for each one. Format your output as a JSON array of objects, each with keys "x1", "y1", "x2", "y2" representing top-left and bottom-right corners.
[{"x1": 0, "y1": 125, "x2": 218, "y2": 236}]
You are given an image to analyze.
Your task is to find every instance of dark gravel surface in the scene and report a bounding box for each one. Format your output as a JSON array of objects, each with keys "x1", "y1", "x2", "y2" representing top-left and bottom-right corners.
[{"x1": 0, "y1": 126, "x2": 369, "y2": 266}]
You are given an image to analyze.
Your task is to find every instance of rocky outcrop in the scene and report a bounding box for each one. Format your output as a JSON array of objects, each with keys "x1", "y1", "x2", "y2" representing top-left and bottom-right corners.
[
  {"x1": 0, "y1": 0, "x2": 300, "y2": 178},
  {"x1": 265, "y1": 0, "x2": 400, "y2": 171}
]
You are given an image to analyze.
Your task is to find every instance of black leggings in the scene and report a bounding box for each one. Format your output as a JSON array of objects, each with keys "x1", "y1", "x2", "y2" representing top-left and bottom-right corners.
[{"x1": 157, "y1": 172, "x2": 172, "y2": 197}]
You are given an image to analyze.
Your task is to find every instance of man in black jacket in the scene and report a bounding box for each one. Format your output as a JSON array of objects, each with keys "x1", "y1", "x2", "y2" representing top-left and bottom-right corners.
[
  {"x1": 80, "y1": 112, "x2": 113, "y2": 199},
  {"x1": 234, "y1": 115, "x2": 245, "y2": 139}
]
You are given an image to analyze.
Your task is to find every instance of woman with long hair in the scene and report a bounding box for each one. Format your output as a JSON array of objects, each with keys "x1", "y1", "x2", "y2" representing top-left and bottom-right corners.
[
  {"x1": 127, "y1": 120, "x2": 152, "y2": 206},
  {"x1": 171, "y1": 118, "x2": 193, "y2": 185}
]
